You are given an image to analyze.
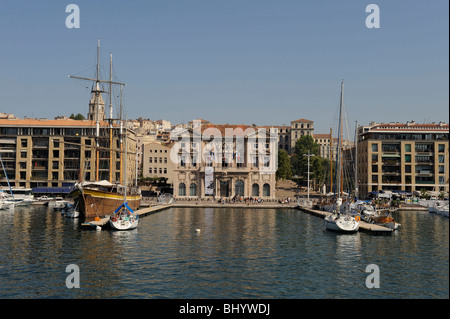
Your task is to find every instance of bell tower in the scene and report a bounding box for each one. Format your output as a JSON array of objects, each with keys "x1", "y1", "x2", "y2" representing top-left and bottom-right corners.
[{"x1": 88, "y1": 82, "x2": 105, "y2": 121}]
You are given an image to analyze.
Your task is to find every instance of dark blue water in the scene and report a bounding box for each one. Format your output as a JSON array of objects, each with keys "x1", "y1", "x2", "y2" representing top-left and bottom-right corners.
[{"x1": 0, "y1": 206, "x2": 448, "y2": 298}]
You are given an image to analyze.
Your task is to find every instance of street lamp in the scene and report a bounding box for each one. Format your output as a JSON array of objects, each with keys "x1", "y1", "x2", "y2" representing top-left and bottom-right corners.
[{"x1": 303, "y1": 150, "x2": 314, "y2": 205}]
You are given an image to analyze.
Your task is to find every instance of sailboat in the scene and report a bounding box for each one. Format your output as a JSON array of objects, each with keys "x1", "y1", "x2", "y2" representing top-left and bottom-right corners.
[
  {"x1": 109, "y1": 118, "x2": 139, "y2": 230},
  {"x1": 323, "y1": 81, "x2": 360, "y2": 233},
  {"x1": 68, "y1": 40, "x2": 141, "y2": 222},
  {"x1": 0, "y1": 151, "x2": 32, "y2": 208}
]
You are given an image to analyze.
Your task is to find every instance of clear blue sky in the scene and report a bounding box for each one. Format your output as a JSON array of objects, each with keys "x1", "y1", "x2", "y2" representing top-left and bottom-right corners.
[{"x1": 0, "y1": 0, "x2": 448, "y2": 135}]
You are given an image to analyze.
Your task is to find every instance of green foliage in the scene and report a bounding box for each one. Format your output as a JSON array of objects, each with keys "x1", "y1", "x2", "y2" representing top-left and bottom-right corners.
[
  {"x1": 69, "y1": 113, "x2": 85, "y2": 120},
  {"x1": 276, "y1": 149, "x2": 292, "y2": 180},
  {"x1": 290, "y1": 135, "x2": 320, "y2": 176},
  {"x1": 420, "y1": 188, "x2": 430, "y2": 199},
  {"x1": 289, "y1": 135, "x2": 327, "y2": 188}
]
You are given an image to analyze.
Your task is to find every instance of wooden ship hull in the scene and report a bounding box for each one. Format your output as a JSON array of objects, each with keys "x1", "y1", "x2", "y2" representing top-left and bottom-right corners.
[{"x1": 70, "y1": 182, "x2": 141, "y2": 222}]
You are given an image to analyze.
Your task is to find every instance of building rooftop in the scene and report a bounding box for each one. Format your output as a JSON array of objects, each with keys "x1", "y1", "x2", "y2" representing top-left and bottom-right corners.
[
  {"x1": 291, "y1": 118, "x2": 313, "y2": 123},
  {"x1": 370, "y1": 121, "x2": 449, "y2": 132},
  {"x1": 0, "y1": 118, "x2": 116, "y2": 127}
]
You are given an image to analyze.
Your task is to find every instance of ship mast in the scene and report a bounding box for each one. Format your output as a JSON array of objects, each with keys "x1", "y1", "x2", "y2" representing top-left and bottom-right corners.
[
  {"x1": 69, "y1": 39, "x2": 126, "y2": 182},
  {"x1": 337, "y1": 80, "x2": 344, "y2": 198},
  {"x1": 109, "y1": 53, "x2": 113, "y2": 183}
]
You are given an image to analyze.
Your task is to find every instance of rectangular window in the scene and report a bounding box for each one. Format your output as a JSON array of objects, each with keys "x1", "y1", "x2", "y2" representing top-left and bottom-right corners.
[
  {"x1": 405, "y1": 154, "x2": 411, "y2": 163},
  {"x1": 372, "y1": 154, "x2": 378, "y2": 163},
  {"x1": 253, "y1": 155, "x2": 259, "y2": 167},
  {"x1": 372, "y1": 143, "x2": 378, "y2": 152},
  {"x1": 438, "y1": 144, "x2": 445, "y2": 153},
  {"x1": 405, "y1": 144, "x2": 411, "y2": 152}
]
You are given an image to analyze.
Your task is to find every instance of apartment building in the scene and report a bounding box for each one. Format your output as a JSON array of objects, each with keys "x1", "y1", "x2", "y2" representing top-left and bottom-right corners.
[
  {"x1": 357, "y1": 121, "x2": 449, "y2": 198},
  {"x1": 314, "y1": 133, "x2": 354, "y2": 162},
  {"x1": 0, "y1": 117, "x2": 137, "y2": 189},
  {"x1": 142, "y1": 142, "x2": 175, "y2": 184}
]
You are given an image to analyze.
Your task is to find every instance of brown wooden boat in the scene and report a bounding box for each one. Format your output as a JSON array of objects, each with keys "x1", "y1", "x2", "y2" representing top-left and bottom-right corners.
[{"x1": 70, "y1": 180, "x2": 141, "y2": 222}]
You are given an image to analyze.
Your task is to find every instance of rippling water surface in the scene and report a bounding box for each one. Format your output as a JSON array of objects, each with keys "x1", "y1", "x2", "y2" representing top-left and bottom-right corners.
[{"x1": 0, "y1": 206, "x2": 448, "y2": 298}]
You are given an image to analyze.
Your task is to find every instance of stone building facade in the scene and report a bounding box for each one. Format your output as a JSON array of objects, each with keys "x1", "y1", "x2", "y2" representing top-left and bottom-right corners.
[{"x1": 171, "y1": 124, "x2": 278, "y2": 199}]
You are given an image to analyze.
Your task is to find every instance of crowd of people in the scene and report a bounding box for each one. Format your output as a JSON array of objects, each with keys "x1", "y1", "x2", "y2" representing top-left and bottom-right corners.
[{"x1": 218, "y1": 194, "x2": 264, "y2": 204}]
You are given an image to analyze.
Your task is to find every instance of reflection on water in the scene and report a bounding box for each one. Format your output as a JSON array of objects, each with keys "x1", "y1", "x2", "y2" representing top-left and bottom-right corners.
[{"x1": 0, "y1": 206, "x2": 448, "y2": 298}]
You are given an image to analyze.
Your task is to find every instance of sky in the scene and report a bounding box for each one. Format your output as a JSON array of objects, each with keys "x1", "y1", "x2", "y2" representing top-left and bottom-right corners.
[{"x1": 0, "y1": 0, "x2": 448, "y2": 136}]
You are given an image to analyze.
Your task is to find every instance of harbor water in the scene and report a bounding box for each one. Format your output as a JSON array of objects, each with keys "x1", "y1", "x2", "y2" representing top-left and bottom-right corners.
[{"x1": 0, "y1": 206, "x2": 448, "y2": 298}]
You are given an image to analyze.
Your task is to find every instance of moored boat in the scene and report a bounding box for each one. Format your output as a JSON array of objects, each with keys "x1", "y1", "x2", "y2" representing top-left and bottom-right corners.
[
  {"x1": 70, "y1": 181, "x2": 141, "y2": 221},
  {"x1": 323, "y1": 81, "x2": 360, "y2": 233}
]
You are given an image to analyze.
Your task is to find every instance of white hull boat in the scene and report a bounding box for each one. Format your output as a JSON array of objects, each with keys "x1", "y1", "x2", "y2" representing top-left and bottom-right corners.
[
  {"x1": 436, "y1": 205, "x2": 449, "y2": 217},
  {"x1": 109, "y1": 215, "x2": 139, "y2": 230},
  {"x1": 324, "y1": 213, "x2": 360, "y2": 233},
  {"x1": 0, "y1": 200, "x2": 14, "y2": 210},
  {"x1": 64, "y1": 202, "x2": 80, "y2": 218},
  {"x1": 65, "y1": 209, "x2": 80, "y2": 218}
]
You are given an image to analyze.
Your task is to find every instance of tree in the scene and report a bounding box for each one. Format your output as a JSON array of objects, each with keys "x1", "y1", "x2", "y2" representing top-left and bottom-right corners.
[
  {"x1": 291, "y1": 135, "x2": 320, "y2": 177},
  {"x1": 276, "y1": 149, "x2": 292, "y2": 180},
  {"x1": 70, "y1": 113, "x2": 85, "y2": 120}
]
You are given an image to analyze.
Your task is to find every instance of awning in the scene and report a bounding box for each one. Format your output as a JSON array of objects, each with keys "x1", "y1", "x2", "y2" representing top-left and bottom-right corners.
[
  {"x1": 381, "y1": 154, "x2": 401, "y2": 158},
  {"x1": 32, "y1": 187, "x2": 73, "y2": 194}
]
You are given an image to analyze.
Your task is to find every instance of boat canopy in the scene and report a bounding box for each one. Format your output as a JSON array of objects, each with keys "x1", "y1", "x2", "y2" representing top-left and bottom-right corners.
[
  {"x1": 32, "y1": 187, "x2": 73, "y2": 194},
  {"x1": 80, "y1": 180, "x2": 115, "y2": 187}
]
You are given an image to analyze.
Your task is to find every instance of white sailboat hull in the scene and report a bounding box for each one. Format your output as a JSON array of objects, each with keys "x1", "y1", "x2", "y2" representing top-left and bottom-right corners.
[
  {"x1": 324, "y1": 214, "x2": 360, "y2": 233},
  {"x1": 65, "y1": 209, "x2": 80, "y2": 218},
  {"x1": 109, "y1": 217, "x2": 138, "y2": 230}
]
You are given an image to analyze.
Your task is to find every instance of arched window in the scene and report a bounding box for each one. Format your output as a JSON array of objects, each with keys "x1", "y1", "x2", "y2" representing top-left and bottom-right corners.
[
  {"x1": 252, "y1": 183, "x2": 259, "y2": 197},
  {"x1": 235, "y1": 180, "x2": 244, "y2": 196},
  {"x1": 179, "y1": 183, "x2": 186, "y2": 196},
  {"x1": 190, "y1": 183, "x2": 197, "y2": 196},
  {"x1": 263, "y1": 183, "x2": 270, "y2": 197}
]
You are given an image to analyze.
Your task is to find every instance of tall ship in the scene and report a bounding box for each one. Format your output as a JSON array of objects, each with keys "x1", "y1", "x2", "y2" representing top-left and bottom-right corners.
[{"x1": 68, "y1": 40, "x2": 141, "y2": 221}]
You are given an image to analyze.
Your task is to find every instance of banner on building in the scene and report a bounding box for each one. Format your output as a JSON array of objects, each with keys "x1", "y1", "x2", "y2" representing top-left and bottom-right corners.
[{"x1": 205, "y1": 166, "x2": 214, "y2": 195}]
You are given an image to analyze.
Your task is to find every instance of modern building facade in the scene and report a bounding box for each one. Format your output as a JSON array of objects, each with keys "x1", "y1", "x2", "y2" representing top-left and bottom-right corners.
[
  {"x1": 357, "y1": 121, "x2": 449, "y2": 198},
  {"x1": 0, "y1": 117, "x2": 137, "y2": 189}
]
